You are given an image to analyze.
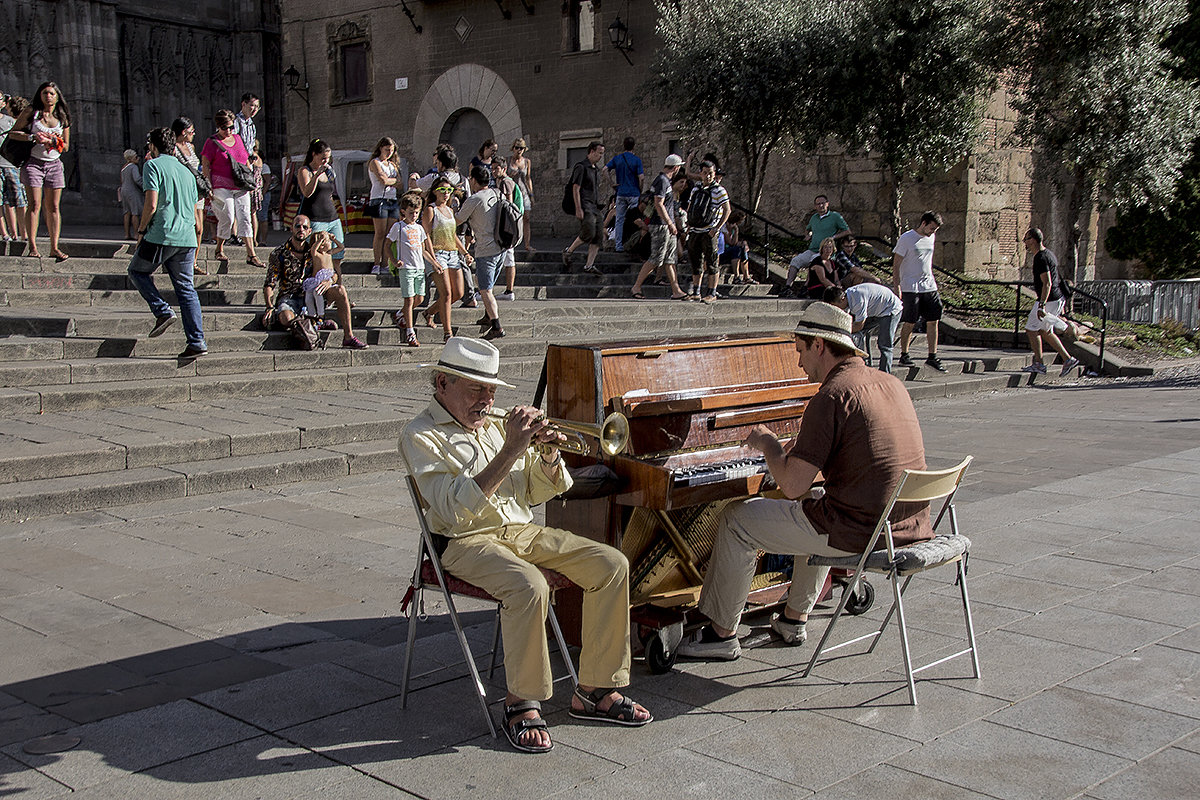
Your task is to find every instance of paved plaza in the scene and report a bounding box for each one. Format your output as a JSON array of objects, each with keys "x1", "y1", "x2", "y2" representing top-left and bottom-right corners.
[{"x1": 0, "y1": 371, "x2": 1197, "y2": 798}]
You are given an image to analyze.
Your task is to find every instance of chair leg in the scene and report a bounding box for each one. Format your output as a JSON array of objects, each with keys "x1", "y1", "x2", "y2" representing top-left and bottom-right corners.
[
  {"x1": 440, "y1": 585, "x2": 499, "y2": 738},
  {"x1": 487, "y1": 603, "x2": 501, "y2": 680},
  {"x1": 400, "y1": 585, "x2": 420, "y2": 708},
  {"x1": 801, "y1": 569, "x2": 859, "y2": 679},
  {"x1": 546, "y1": 603, "x2": 579, "y2": 686},
  {"x1": 866, "y1": 573, "x2": 914, "y2": 655},
  {"x1": 958, "y1": 560, "x2": 981, "y2": 679},
  {"x1": 891, "y1": 572, "x2": 918, "y2": 705}
]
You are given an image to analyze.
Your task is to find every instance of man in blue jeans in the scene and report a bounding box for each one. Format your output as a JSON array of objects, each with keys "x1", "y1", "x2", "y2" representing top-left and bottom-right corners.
[
  {"x1": 128, "y1": 126, "x2": 206, "y2": 359},
  {"x1": 605, "y1": 137, "x2": 643, "y2": 252}
]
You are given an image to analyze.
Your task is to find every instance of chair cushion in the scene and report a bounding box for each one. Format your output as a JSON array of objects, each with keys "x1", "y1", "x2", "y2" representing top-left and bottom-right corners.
[
  {"x1": 808, "y1": 534, "x2": 971, "y2": 575},
  {"x1": 419, "y1": 560, "x2": 575, "y2": 601}
]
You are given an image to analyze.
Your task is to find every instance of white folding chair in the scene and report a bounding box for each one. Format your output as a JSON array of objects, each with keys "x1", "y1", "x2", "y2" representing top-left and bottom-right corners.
[
  {"x1": 399, "y1": 475, "x2": 579, "y2": 737},
  {"x1": 801, "y1": 456, "x2": 979, "y2": 705}
]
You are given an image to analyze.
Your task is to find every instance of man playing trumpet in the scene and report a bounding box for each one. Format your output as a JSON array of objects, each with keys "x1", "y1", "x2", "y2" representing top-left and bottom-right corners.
[{"x1": 400, "y1": 337, "x2": 652, "y2": 754}]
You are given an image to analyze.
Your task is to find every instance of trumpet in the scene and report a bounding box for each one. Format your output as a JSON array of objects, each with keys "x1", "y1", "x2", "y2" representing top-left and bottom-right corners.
[{"x1": 488, "y1": 409, "x2": 630, "y2": 457}]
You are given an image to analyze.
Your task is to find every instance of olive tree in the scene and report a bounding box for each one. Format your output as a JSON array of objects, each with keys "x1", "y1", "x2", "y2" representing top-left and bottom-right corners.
[
  {"x1": 641, "y1": 0, "x2": 852, "y2": 212},
  {"x1": 1010, "y1": 0, "x2": 1200, "y2": 279}
]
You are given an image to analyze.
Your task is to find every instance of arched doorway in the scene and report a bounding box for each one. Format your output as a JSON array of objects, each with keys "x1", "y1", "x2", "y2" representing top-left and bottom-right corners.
[{"x1": 440, "y1": 109, "x2": 494, "y2": 166}]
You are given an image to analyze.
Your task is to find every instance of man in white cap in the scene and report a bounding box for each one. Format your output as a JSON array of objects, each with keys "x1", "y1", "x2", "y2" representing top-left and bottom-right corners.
[
  {"x1": 400, "y1": 337, "x2": 652, "y2": 753},
  {"x1": 629, "y1": 154, "x2": 687, "y2": 299},
  {"x1": 676, "y1": 302, "x2": 933, "y2": 660}
]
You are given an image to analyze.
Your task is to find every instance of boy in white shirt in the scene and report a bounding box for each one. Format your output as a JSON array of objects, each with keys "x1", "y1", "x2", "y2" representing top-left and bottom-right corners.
[{"x1": 388, "y1": 192, "x2": 440, "y2": 347}]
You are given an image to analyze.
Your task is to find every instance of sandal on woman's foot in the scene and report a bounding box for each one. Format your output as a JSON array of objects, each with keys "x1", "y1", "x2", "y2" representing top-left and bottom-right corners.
[
  {"x1": 630, "y1": 291, "x2": 646, "y2": 300},
  {"x1": 51, "y1": 250, "x2": 70, "y2": 262},
  {"x1": 422, "y1": 309, "x2": 437, "y2": 328},
  {"x1": 246, "y1": 257, "x2": 266, "y2": 268},
  {"x1": 502, "y1": 701, "x2": 553, "y2": 754},
  {"x1": 214, "y1": 252, "x2": 229, "y2": 263},
  {"x1": 569, "y1": 687, "x2": 652, "y2": 727}
]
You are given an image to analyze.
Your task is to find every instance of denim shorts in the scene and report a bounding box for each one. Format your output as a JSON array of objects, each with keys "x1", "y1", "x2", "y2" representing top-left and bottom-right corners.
[
  {"x1": 475, "y1": 252, "x2": 505, "y2": 291},
  {"x1": 433, "y1": 250, "x2": 460, "y2": 272},
  {"x1": 0, "y1": 166, "x2": 27, "y2": 206},
  {"x1": 366, "y1": 197, "x2": 400, "y2": 219},
  {"x1": 309, "y1": 219, "x2": 345, "y2": 259},
  {"x1": 273, "y1": 292, "x2": 305, "y2": 317}
]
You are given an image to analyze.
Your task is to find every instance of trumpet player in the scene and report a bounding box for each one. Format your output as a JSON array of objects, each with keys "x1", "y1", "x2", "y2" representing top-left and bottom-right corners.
[{"x1": 400, "y1": 337, "x2": 652, "y2": 754}]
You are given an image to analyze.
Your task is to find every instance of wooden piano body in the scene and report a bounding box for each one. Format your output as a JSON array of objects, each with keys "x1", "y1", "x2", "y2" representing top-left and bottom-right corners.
[{"x1": 542, "y1": 333, "x2": 819, "y2": 632}]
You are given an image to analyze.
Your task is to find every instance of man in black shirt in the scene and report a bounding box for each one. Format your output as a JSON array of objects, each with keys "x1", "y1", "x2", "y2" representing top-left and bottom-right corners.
[
  {"x1": 1021, "y1": 228, "x2": 1079, "y2": 377},
  {"x1": 562, "y1": 141, "x2": 605, "y2": 275}
]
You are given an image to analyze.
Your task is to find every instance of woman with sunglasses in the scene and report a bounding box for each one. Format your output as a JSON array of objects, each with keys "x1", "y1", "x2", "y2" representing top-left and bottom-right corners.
[
  {"x1": 10, "y1": 81, "x2": 71, "y2": 260},
  {"x1": 508, "y1": 138, "x2": 535, "y2": 253},
  {"x1": 420, "y1": 176, "x2": 473, "y2": 341},
  {"x1": 201, "y1": 109, "x2": 263, "y2": 266}
]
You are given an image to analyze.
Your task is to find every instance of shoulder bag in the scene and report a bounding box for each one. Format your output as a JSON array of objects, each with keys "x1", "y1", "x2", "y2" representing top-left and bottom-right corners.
[
  {"x1": 0, "y1": 116, "x2": 35, "y2": 169},
  {"x1": 210, "y1": 136, "x2": 256, "y2": 191},
  {"x1": 176, "y1": 145, "x2": 213, "y2": 199}
]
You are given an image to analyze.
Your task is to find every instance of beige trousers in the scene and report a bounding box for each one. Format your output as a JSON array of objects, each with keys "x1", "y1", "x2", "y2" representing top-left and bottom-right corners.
[
  {"x1": 442, "y1": 523, "x2": 631, "y2": 701},
  {"x1": 698, "y1": 496, "x2": 856, "y2": 632}
]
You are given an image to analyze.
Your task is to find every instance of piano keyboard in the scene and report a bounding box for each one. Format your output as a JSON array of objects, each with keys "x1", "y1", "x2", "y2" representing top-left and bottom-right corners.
[{"x1": 673, "y1": 456, "x2": 767, "y2": 487}]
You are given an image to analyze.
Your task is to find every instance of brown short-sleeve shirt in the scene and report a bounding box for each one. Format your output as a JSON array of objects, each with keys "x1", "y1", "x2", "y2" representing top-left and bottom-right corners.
[{"x1": 789, "y1": 358, "x2": 932, "y2": 552}]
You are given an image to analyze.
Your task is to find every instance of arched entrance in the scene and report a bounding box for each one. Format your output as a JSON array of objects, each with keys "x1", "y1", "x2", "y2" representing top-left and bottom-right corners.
[{"x1": 412, "y1": 64, "x2": 522, "y2": 170}]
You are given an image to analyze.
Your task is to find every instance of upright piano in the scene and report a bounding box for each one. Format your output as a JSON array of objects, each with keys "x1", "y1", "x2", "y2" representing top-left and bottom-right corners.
[{"x1": 542, "y1": 333, "x2": 820, "y2": 632}]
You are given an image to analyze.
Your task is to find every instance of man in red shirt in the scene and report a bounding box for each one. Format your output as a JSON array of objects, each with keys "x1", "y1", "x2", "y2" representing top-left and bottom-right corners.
[{"x1": 677, "y1": 302, "x2": 933, "y2": 659}]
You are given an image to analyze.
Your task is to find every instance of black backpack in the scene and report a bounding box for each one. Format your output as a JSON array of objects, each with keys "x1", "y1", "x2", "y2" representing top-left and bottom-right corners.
[
  {"x1": 561, "y1": 179, "x2": 576, "y2": 215},
  {"x1": 686, "y1": 184, "x2": 714, "y2": 229},
  {"x1": 493, "y1": 188, "x2": 523, "y2": 249}
]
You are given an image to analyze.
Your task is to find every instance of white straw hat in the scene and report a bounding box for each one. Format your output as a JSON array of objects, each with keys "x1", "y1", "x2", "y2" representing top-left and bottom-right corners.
[
  {"x1": 423, "y1": 336, "x2": 514, "y2": 388},
  {"x1": 792, "y1": 302, "x2": 868, "y2": 357}
]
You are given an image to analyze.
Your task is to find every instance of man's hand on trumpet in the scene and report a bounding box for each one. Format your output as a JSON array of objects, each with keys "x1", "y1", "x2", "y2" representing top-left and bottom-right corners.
[{"x1": 503, "y1": 406, "x2": 567, "y2": 457}]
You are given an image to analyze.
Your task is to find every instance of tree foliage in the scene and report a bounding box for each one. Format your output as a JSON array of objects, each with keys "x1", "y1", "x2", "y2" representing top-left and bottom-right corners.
[
  {"x1": 832, "y1": 0, "x2": 1007, "y2": 241},
  {"x1": 641, "y1": 0, "x2": 852, "y2": 212},
  {"x1": 1009, "y1": 0, "x2": 1200, "y2": 278}
]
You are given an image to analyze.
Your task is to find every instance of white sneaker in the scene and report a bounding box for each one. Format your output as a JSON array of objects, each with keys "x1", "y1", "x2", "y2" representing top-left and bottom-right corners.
[
  {"x1": 770, "y1": 613, "x2": 808, "y2": 645},
  {"x1": 370, "y1": 264, "x2": 382, "y2": 275},
  {"x1": 496, "y1": 290, "x2": 515, "y2": 301},
  {"x1": 1059, "y1": 357, "x2": 1081, "y2": 377},
  {"x1": 675, "y1": 627, "x2": 741, "y2": 661}
]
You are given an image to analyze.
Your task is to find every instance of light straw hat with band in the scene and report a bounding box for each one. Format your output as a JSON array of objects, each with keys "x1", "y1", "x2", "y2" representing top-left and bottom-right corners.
[
  {"x1": 422, "y1": 336, "x2": 515, "y2": 388},
  {"x1": 792, "y1": 302, "x2": 869, "y2": 358}
]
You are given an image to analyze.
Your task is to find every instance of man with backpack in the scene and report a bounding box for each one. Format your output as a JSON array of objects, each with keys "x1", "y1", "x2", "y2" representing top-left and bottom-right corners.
[
  {"x1": 562, "y1": 141, "x2": 605, "y2": 275},
  {"x1": 456, "y1": 165, "x2": 508, "y2": 339},
  {"x1": 684, "y1": 160, "x2": 731, "y2": 303},
  {"x1": 491, "y1": 157, "x2": 522, "y2": 300}
]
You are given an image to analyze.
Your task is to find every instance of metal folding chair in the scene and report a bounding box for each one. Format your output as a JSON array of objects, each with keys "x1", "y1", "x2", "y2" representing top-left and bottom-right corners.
[
  {"x1": 399, "y1": 475, "x2": 579, "y2": 738},
  {"x1": 801, "y1": 456, "x2": 979, "y2": 705}
]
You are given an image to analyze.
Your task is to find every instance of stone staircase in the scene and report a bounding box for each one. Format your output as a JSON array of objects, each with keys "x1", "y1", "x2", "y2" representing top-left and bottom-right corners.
[{"x1": 0, "y1": 238, "x2": 1038, "y2": 521}]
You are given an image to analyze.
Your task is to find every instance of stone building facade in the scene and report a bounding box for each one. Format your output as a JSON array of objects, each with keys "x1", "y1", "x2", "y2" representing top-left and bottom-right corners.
[
  {"x1": 0, "y1": 0, "x2": 284, "y2": 225},
  {"x1": 279, "y1": 0, "x2": 1127, "y2": 280}
]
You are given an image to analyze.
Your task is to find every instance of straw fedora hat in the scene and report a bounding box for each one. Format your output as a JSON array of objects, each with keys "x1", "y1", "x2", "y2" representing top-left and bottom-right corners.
[
  {"x1": 423, "y1": 337, "x2": 515, "y2": 388},
  {"x1": 792, "y1": 302, "x2": 868, "y2": 357}
]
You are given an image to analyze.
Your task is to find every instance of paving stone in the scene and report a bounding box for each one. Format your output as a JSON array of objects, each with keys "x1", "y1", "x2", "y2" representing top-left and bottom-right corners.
[
  {"x1": 1063, "y1": 644, "x2": 1200, "y2": 720},
  {"x1": 1002, "y1": 602, "x2": 1182, "y2": 655},
  {"x1": 1000, "y1": 552, "x2": 1151, "y2": 591},
  {"x1": 1085, "y1": 746, "x2": 1200, "y2": 800},
  {"x1": 1073, "y1": 583, "x2": 1200, "y2": 628},
  {"x1": 0, "y1": 694, "x2": 74, "y2": 749},
  {"x1": 811, "y1": 763, "x2": 995, "y2": 800},
  {"x1": 0, "y1": 587, "x2": 135, "y2": 637},
  {"x1": 886, "y1": 719, "x2": 1130, "y2": 799},
  {"x1": 0, "y1": 700, "x2": 260, "y2": 791},
  {"x1": 1159, "y1": 624, "x2": 1200, "y2": 654},
  {"x1": 988, "y1": 685, "x2": 1198, "y2": 760},
  {"x1": 0, "y1": 752, "x2": 71, "y2": 798},
  {"x1": 955, "y1": 572, "x2": 1094, "y2": 614}
]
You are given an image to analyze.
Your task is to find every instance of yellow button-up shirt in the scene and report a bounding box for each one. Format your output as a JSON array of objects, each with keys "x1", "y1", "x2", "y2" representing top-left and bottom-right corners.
[{"x1": 400, "y1": 399, "x2": 573, "y2": 538}]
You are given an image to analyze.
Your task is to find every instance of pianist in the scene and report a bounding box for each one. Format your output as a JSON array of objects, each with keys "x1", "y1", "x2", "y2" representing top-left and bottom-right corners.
[
  {"x1": 401, "y1": 337, "x2": 652, "y2": 753},
  {"x1": 676, "y1": 302, "x2": 933, "y2": 660}
]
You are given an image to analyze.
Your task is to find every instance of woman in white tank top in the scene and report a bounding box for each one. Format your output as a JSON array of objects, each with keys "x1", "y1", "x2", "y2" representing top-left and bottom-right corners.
[
  {"x1": 367, "y1": 137, "x2": 402, "y2": 274},
  {"x1": 11, "y1": 81, "x2": 71, "y2": 260}
]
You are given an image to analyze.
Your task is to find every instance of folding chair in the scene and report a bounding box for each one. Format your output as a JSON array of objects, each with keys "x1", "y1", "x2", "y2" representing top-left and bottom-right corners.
[
  {"x1": 801, "y1": 456, "x2": 979, "y2": 705},
  {"x1": 399, "y1": 475, "x2": 579, "y2": 738}
]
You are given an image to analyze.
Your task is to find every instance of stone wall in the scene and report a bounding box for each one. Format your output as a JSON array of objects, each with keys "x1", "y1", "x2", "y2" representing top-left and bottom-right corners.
[{"x1": 0, "y1": 0, "x2": 282, "y2": 225}]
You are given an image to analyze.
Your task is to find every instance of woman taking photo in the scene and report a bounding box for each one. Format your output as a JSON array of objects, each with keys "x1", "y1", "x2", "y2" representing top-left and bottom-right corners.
[
  {"x1": 367, "y1": 136, "x2": 401, "y2": 274},
  {"x1": 12, "y1": 81, "x2": 71, "y2": 260},
  {"x1": 508, "y1": 138, "x2": 534, "y2": 253},
  {"x1": 296, "y1": 139, "x2": 345, "y2": 263},
  {"x1": 201, "y1": 109, "x2": 262, "y2": 266},
  {"x1": 806, "y1": 236, "x2": 842, "y2": 298},
  {"x1": 420, "y1": 175, "x2": 472, "y2": 342}
]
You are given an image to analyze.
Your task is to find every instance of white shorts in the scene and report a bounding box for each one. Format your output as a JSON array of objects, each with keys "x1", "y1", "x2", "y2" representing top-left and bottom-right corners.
[
  {"x1": 502, "y1": 248, "x2": 515, "y2": 268},
  {"x1": 1026, "y1": 298, "x2": 1068, "y2": 333}
]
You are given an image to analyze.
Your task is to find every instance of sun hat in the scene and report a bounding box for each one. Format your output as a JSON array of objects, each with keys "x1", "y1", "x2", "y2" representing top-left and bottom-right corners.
[
  {"x1": 664, "y1": 154, "x2": 684, "y2": 167},
  {"x1": 792, "y1": 302, "x2": 868, "y2": 357},
  {"x1": 424, "y1": 336, "x2": 514, "y2": 388}
]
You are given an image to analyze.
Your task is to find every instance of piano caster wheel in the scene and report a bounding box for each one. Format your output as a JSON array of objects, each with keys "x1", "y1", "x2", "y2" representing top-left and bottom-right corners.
[
  {"x1": 843, "y1": 579, "x2": 875, "y2": 616},
  {"x1": 646, "y1": 633, "x2": 678, "y2": 674}
]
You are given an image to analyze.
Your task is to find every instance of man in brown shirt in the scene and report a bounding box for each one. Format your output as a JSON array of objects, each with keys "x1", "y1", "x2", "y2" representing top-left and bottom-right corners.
[{"x1": 677, "y1": 302, "x2": 932, "y2": 660}]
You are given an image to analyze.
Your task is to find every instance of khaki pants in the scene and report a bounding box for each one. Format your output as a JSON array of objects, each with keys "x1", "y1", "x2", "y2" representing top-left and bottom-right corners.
[
  {"x1": 698, "y1": 496, "x2": 856, "y2": 632},
  {"x1": 442, "y1": 523, "x2": 631, "y2": 701}
]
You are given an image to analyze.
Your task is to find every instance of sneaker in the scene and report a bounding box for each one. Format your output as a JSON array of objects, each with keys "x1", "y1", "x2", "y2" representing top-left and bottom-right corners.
[
  {"x1": 897, "y1": 352, "x2": 914, "y2": 367},
  {"x1": 779, "y1": 286, "x2": 794, "y2": 298},
  {"x1": 177, "y1": 344, "x2": 207, "y2": 359},
  {"x1": 342, "y1": 335, "x2": 369, "y2": 350},
  {"x1": 370, "y1": 264, "x2": 382, "y2": 275},
  {"x1": 476, "y1": 313, "x2": 491, "y2": 330},
  {"x1": 675, "y1": 626, "x2": 741, "y2": 661},
  {"x1": 149, "y1": 315, "x2": 176, "y2": 338},
  {"x1": 317, "y1": 319, "x2": 338, "y2": 331},
  {"x1": 925, "y1": 355, "x2": 946, "y2": 372},
  {"x1": 496, "y1": 290, "x2": 515, "y2": 301},
  {"x1": 406, "y1": 332, "x2": 420, "y2": 347},
  {"x1": 483, "y1": 321, "x2": 505, "y2": 340},
  {"x1": 770, "y1": 613, "x2": 808, "y2": 646},
  {"x1": 561, "y1": 248, "x2": 573, "y2": 268},
  {"x1": 1022, "y1": 361, "x2": 1048, "y2": 375},
  {"x1": 1059, "y1": 357, "x2": 1081, "y2": 377},
  {"x1": 583, "y1": 264, "x2": 602, "y2": 275},
  {"x1": 391, "y1": 310, "x2": 404, "y2": 328}
]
